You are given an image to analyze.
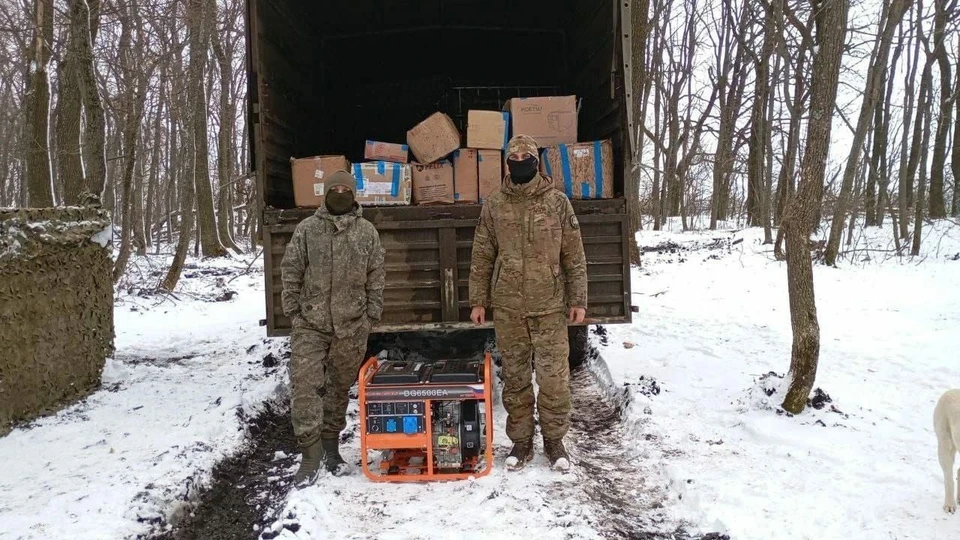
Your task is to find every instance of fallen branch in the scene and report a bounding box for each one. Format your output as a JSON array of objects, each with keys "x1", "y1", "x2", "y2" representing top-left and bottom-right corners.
[{"x1": 227, "y1": 248, "x2": 264, "y2": 284}]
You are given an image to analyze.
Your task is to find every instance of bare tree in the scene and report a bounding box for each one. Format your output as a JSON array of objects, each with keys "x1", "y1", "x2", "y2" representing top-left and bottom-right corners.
[
  {"x1": 824, "y1": 0, "x2": 910, "y2": 266},
  {"x1": 24, "y1": 0, "x2": 54, "y2": 206},
  {"x1": 780, "y1": 0, "x2": 849, "y2": 414},
  {"x1": 954, "y1": 35, "x2": 960, "y2": 217},
  {"x1": 927, "y1": 0, "x2": 956, "y2": 219},
  {"x1": 912, "y1": 79, "x2": 933, "y2": 256},
  {"x1": 710, "y1": 0, "x2": 749, "y2": 229},
  {"x1": 211, "y1": 11, "x2": 242, "y2": 254},
  {"x1": 162, "y1": 0, "x2": 211, "y2": 290}
]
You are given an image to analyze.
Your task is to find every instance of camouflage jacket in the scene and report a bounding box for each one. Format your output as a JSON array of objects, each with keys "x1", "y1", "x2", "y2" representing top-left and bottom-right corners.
[
  {"x1": 469, "y1": 173, "x2": 587, "y2": 317},
  {"x1": 281, "y1": 204, "x2": 385, "y2": 338}
]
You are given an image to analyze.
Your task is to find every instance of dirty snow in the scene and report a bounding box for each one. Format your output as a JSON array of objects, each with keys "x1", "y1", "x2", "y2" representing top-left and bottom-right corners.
[
  {"x1": 1, "y1": 217, "x2": 958, "y2": 540},
  {"x1": 597, "y1": 217, "x2": 960, "y2": 540}
]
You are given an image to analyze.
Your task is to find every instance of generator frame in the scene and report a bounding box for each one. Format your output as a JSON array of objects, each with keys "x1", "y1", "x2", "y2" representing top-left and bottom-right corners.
[{"x1": 358, "y1": 353, "x2": 495, "y2": 482}]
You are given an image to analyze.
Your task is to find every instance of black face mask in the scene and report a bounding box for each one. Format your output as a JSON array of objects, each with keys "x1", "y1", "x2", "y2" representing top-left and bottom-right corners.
[
  {"x1": 325, "y1": 191, "x2": 355, "y2": 215},
  {"x1": 507, "y1": 156, "x2": 539, "y2": 184}
]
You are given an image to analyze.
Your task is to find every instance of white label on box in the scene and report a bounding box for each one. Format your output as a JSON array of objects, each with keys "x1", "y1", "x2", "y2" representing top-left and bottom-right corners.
[
  {"x1": 573, "y1": 148, "x2": 591, "y2": 158},
  {"x1": 314, "y1": 169, "x2": 324, "y2": 179},
  {"x1": 363, "y1": 182, "x2": 393, "y2": 195},
  {"x1": 313, "y1": 183, "x2": 324, "y2": 196}
]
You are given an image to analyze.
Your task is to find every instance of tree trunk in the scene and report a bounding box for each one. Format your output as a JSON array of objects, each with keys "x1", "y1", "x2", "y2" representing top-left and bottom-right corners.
[
  {"x1": 188, "y1": 0, "x2": 227, "y2": 258},
  {"x1": 56, "y1": 0, "x2": 87, "y2": 205},
  {"x1": 24, "y1": 0, "x2": 54, "y2": 207},
  {"x1": 780, "y1": 0, "x2": 849, "y2": 415},
  {"x1": 865, "y1": 89, "x2": 882, "y2": 227},
  {"x1": 912, "y1": 85, "x2": 932, "y2": 256},
  {"x1": 898, "y1": 16, "x2": 920, "y2": 238},
  {"x1": 211, "y1": 24, "x2": 242, "y2": 254},
  {"x1": 824, "y1": 0, "x2": 909, "y2": 266},
  {"x1": 162, "y1": 0, "x2": 210, "y2": 290},
  {"x1": 113, "y1": 1, "x2": 147, "y2": 282},
  {"x1": 746, "y1": 1, "x2": 779, "y2": 228},
  {"x1": 77, "y1": 0, "x2": 105, "y2": 203},
  {"x1": 927, "y1": 0, "x2": 952, "y2": 219},
  {"x1": 953, "y1": 36, "x2": 960, "y2": 217}
]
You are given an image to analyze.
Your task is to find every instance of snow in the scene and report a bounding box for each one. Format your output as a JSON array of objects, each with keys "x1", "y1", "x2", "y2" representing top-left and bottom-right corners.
[
  {"x1": 596, "y1": 218, "x2": 960, "y2": 540},
  {"x1": 0, "y1": 254, "x2": 285, "y2": 539},
  {"x1": 1, "y1": 218, "x2": 958, "y2": 540},
  {"x1": 90, "y1": 224, "x2": 112, "y2": 247}
]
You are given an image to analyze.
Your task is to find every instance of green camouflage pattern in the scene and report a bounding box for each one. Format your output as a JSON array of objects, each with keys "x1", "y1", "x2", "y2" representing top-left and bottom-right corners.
[
  {"x1": 280, "y1": 204, "x2": 384, "y2": 446},
  {"x1": 280, "y1": 204, "x2": 385, "y2": 338},
  {"x1": 495, "y1": 311, "x2": 571, "y2": 441},
  {"x1": 289, "y1": 326, "x2": 368, "y2": 446},
  {"x1": 469, "y1": 173, "x2": 587, "y2": 316}
]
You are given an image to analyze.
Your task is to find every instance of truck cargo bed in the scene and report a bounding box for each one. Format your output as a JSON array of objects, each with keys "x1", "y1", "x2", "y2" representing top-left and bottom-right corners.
[{"x1": 247, "y1": 0, "x2": 636, "y2": 336}]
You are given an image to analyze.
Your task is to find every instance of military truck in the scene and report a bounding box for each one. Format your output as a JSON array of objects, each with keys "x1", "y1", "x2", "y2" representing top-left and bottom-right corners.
[{"x1": 247, "y1": 0, "x2": 638, "y2": 357}]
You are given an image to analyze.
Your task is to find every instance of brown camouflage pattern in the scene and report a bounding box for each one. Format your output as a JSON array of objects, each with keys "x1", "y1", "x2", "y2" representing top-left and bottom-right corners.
[
  {"x1": 468, "y1": 173, "x2": 587, "y2": 316},
  {"x1": 506, "y1": 134, "x2": 539, "y2": 157},
  {"x1": 281, "y1": 204, "x2": 384, "y2": 446},
  {"x1": 495, "y1": 311, "x2": 571, "y2": 441}
]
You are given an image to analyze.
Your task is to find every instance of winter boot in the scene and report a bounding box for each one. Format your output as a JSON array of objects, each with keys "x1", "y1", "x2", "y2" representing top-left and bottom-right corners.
[
  {"x1": 544, "y1": 437, "x2": 571, "y2": 471},
  {"x1": 504, "y1": 439, "x2": 534, "y2": 471},
  {"x1": 293, "y1": 438, "x2": 325, "y2": 487},
  {"x1": 322, "y1": 437, "x2": 349, "y2": 476}
]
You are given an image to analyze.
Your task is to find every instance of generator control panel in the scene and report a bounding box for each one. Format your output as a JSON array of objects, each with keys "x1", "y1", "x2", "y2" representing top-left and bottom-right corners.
[{"x1": 365, "y1": 401, "x2": 426, "y2": 434}]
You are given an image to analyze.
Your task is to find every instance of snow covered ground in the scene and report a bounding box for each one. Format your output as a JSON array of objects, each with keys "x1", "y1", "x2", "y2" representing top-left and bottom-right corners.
[
  {"x1": 0, "y1": 217, "x2": 957, "y2": 540},
  {"x1": 0, "y1": 254, "x2": 287, "y2": 539},
  {"x1": 598, "y1": 217, "x2": 960, "y2": 540}
]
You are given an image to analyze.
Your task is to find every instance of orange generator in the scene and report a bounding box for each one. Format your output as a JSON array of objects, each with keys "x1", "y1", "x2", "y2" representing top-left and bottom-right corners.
[{"x1": 358, "y1": 353, "x2": 494, "y2": 482}]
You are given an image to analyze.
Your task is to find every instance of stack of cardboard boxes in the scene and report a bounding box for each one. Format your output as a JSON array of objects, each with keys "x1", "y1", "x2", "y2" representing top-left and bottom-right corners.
[{"x1": 289, "y1": 94, "x2": 614, "y2": 208}]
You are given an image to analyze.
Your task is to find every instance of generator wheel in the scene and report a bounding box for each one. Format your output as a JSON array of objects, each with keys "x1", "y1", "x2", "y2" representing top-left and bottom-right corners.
[{"x1": 568, "y1": 326, "x2": 589, "y2": 369}]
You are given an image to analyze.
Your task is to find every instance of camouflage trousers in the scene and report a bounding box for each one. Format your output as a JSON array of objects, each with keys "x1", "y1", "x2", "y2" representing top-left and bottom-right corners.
[
  {"x1": 494, "y1": 311, "x2": 571, "y2": 442},
  {"x1": 290, "y1": 323, "x2": 368, "y2": 447}
]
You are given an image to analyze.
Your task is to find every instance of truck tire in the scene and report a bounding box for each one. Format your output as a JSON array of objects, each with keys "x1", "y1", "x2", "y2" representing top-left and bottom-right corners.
[{"x1": 568, "y1": 326, "x2": 589, "y2": 369}]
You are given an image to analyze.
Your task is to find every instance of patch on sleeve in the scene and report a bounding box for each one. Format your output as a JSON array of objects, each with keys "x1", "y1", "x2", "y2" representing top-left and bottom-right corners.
[{"x1": 569, "y1": 215, "x2": 580, "y2": 230}]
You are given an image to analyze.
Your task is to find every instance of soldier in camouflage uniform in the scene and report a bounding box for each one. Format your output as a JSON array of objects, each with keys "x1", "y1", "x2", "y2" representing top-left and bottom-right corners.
[
  {"x1": 469, "y1": 134, "x2": 587, "y2": 472},
  {"x1": 281, "y1": 170, "x2": 385, "y2": 486}
]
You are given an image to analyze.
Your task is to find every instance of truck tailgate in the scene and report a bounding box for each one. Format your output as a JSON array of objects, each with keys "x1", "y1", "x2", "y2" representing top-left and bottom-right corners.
[{"x1": 262, "y1": 200, "x2": 631, "y2": 336}]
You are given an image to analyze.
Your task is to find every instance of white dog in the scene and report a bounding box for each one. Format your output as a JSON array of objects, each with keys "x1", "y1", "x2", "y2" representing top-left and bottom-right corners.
[{"x1": 934, "y1": 389, "x2": 960, "y2": 513}]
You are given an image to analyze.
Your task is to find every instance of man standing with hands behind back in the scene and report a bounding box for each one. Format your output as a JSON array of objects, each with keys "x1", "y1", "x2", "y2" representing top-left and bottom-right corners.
[{"x1": 468, "y1": 134, "x2": 587, "y2": 472}]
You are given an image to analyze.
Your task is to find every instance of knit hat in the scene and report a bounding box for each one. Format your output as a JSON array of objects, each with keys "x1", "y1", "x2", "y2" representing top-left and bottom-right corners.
[
  {"x1": 506, "y1": 134, "x2": 540, "y2": 159},
  {"x1": 325, "y1": 170, "x2": 356, "y2": 193}
]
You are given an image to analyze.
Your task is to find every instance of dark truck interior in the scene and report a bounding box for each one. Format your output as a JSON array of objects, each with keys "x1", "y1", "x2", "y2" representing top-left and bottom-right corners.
[{"x1": 247, "y1": 0, "x2": 629, "y2": 209}]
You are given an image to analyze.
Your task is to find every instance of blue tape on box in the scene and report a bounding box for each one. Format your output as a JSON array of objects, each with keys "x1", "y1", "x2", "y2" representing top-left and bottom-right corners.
[
  {"x1": 391, "y1": 163, "x2": 400, "y2": 197},
  {"x1": 593, "y1": 141, "x2": 603, "y2": 198},
  {"x1": 501, "y1": 111, "x2": 510, "y2": 149},
  {"x1": 353, "y1": 163, "x2": 365, "y2": 190},
  {"x1": 558, "y1": 144, "x2": 573, "y2": 197}
]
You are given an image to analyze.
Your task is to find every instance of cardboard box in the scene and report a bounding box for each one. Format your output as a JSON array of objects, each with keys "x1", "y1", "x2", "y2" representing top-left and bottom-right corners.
[
  {"x1": 291, "y1": 155, "x2": 351, "y2": 207},
  {"x1": 411, "y1": 160, "x2": 456, "y2": 205},
  {"x1": 406, "y1": 112, "x2": 461, "y2": 164},
  {"x1": 504, "y1": 95, "x2": 577, "y2": 147},
  {"x1": 467, "y1": 110, "x2": 510, "y2": 150},
  {"x1": 352, "y1": 161, "x2": 412, "y2": 206},
  {"x1": 364, "y1": 140, "x2": 409, "y2": 163},
  {"x1": 452, "y1": 149, "x2": 479, "y2": 203},
  {"x1": 477, "y1": 150, "x2": 502, "y2": 203},
  {"x1": 541, "y1": 140, "x2": 614, "y2": 199}
]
